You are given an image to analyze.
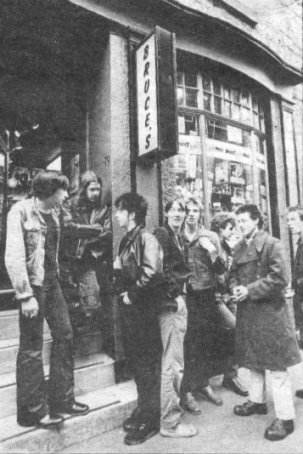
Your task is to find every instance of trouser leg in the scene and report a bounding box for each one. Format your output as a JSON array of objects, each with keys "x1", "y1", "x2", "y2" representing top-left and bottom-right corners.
[
  {"x1": 249, "y1": 369, "x2": 266, "y2": 404},
  {"x1": 270, "y1": 370, "x2": 295, "y2": 420},
  {"x1": 158, "y1": 306, "x2": 187, "y2": 430},
  {"x1": 17, "y1": 290, "x2": 47, "y2": 422},
  {"x1": 120, "y1": 302, "x2": 161, "y2": 424},
  {"x1": 46, "y1": 279, "x2": 75, "y2": 410}
]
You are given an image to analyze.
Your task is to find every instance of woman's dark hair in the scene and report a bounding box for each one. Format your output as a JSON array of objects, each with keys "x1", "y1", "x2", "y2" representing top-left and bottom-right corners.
[
  {"x1": 235, "y1": 204, "x2": 264, "y2": 229},
  {"x1": 78, "y1": 170, "x2": 102, "y2": 207},
  {"x1": 164, "y1": 197, "x2": 185, "y2": 214},
  {"x1": 287, "y1": 205, "x2": 303, "y2": 221},
  {"x1": 210, "y1": 212, "x2": 236, "y2": 234},
  {"x1": 32, "y1": 170, "x2": 69, "y2": 199},
  {"x1": 114, "y1": 192, "x2": 148, "y2": 227}
]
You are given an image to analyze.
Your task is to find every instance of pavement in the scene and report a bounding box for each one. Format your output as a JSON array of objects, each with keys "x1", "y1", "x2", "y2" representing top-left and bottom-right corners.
[{"x1": 58, "y1": 364, "x2": 303, "y2": 454}]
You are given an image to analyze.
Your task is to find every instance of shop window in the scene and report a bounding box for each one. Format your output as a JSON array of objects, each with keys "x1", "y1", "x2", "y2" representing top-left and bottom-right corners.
[
  {"x1": 177, "y1": 70, "x2": 198, "y2": 108},
  {"x1": 178, "y1": 114, "x2": 199, "y2": 136},
  {"x1": 206, "y1": 119, "x2": 249, "y2": 147}
]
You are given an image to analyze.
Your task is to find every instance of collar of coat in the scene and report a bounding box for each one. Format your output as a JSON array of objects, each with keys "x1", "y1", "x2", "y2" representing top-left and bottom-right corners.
[{"x1": 236, "y1": 229, "x2": 267, "y2": 255}]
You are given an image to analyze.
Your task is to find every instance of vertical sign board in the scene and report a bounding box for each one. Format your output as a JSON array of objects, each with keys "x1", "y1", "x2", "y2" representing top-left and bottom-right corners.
[{"x1": 136, "y1": 26, "x2": 178, "y2": 161}]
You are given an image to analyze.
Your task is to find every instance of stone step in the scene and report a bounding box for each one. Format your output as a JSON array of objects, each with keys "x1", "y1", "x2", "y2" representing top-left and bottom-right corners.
[
  {"x1": 0, "y1": 310, "x2": 50, "y2": 341},
  {"x1": 0, "y1": 380, "x2": 137, "y2": 454},
  {"x1": 0, "y1": 330, "x2": 103, "y2": 375},
  {"x1": 0, "y1": 352, "x2": 115, "y2": 419}
]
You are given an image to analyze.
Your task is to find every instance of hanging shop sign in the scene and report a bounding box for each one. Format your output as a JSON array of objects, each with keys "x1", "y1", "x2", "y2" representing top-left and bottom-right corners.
[{"x1": 136, "y1": 26, "x2": 178, "y2": 161}]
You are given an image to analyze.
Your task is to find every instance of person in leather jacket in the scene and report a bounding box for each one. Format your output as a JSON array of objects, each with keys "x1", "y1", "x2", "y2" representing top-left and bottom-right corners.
[
  {"x1": 60, "y1": 171, "x2": 112, "y2": 333},
  {"x1": 113, "y1": 192, "x2": 163, "y2": 446}
]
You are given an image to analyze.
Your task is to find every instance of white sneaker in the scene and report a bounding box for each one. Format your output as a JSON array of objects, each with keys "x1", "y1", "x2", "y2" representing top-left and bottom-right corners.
[{"x1": 160, "y1": 423, "x2": 198, "y2": 438}]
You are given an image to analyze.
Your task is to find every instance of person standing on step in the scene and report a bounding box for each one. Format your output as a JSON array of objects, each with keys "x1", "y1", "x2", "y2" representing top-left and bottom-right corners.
[
  {"x1": 60, "y1": 171, "x2": 112, "y2": 335},
  {"x1": 154, "y1": 197, "x2": 198, "y2": 438},
  {"x1": 210, "y1": 212, "x2": 248, "y2": 398},
  {"x1": 113, "y1": 192, "x2": 163, "y2": 446},
  {"x1": 287, "y1": 205, "x2": 303, "y2": 399},
  {"x1": 5, "y1": 170, "x2": 89, "y2": 429},
  {"x1": 231, "y1": 204, "x2": 301, "y2": 441},
  {"x1": 180, "y1": 197, "x2": 226, "y2": 413}
]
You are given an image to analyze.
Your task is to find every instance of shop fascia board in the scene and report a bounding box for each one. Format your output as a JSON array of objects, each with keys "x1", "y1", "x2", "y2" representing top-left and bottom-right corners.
[{"x1": 69, "y1": 0, "x2": 302, "y2": 90}]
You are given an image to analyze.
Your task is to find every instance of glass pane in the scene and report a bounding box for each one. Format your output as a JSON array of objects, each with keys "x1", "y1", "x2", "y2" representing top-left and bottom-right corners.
[
  {"x1": 252, "y1": 96, "x2": 258, "y2": 112},
  {"x1": 241, "y1": 90, "x2": 249, "y2": 105},
  {"x1": 214, "y1": 96, "x2": 222, "y2": 114},
  {"x1": 224, "y1": 86, "x2": 231, "y2": 99},
  {"x1": 232, "y1": 88, "x2": 240, "y2": 103},
  {"x1": 259, "y1": 107, "x2": 265, "y2": 132},
  {"x1": 224, "y1": 100, "x2": 232, "y2": 117},
  {"x1": 180, "y1": 114, "x2": 199, "y2": 135},
  {"x1": 202, "y1": 74, "x2": 211, "y2": 92},
  {"x1": 253, "y1": 112, "x2": 259, "y2": 128},
  {"x1": 177, "y1": 71, "x2": 183, "y2": 85},
  {"x1": 242, "y1": 106, "x2": 251, "y2": 124},
  {"x1": 213, "y1": 79, "x2": 221, "y2": 95},
  {"x1": 177, "y1": 87, "x2": 184, "y2": 106},
  {"x1": 232, "y1": 103, "x2": 241, "y2": 121},
  {"x1": 207, "y1": 119, "x2": 227, "y2": 142},
  {"x1": 185, "y1": 89, "x2": 198, "y2": 107},
  {"x1": 185, "y1": 72, "x2": 197, "y2": 87},
  {"x1": 203, "y1": 92, "x2": 212, "y2": 111}
]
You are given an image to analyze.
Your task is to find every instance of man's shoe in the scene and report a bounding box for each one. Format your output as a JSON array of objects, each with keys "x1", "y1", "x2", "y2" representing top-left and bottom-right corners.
[
  {"x1": 160, "y1": 423, "x2": 198, "y2": 438},
  {"x1": 36, "y1": 414, "x2": 64, "y2": 429},
  {"x1": 295, "y1": 389, "x2": 303, "y2": 398},
  {"x1": 124, "y1": 422, "x2": 159, "y2": 445},
  {"x1": 180, "y1": 392, "x2": 201, "y2": 415},
  {"x1": 52, "y1": 401, "x2": 90, "y2": 416},
  {"x1": 222, "y1": 377, "x2": 249, "y2": 397},
  {"x1": 264, "y1": 418, "x2": 294, "y2": 441},
  {"x1": 123, "y1": 408, "x2": 142, "y2": 431},
  {"x1": 197, "y1": 385, "x2": 223, "y2": 406},
  {"x1": 234, "y1": 400, "x2": 268, "y2": 416}
]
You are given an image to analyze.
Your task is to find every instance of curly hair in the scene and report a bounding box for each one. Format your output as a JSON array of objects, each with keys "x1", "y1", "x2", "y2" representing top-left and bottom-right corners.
[{"x1": 210, "y1": 212, "x2": 236, "y2": 234}]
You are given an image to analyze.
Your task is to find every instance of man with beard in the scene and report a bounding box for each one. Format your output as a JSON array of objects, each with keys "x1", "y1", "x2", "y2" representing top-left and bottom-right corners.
[
  {"x1": 231, "y1": 204, "x2": 301, "y2": 441},
  {"x1": 60, "y1": 171, "x2": 112, "y2": 333}
]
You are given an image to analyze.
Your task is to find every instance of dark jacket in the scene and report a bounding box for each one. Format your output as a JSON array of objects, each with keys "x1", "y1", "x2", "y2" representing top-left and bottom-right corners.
[
  {"x1": 153, "y1": 223, "x2": 190, "y2": 312},
  {"x1": 115, "y1": 225, "x2": 165, "y2": 307},
  {"x1": 59, "y1": 195, "x2": 112, "y2": 284},
  {"x1": 230, "y1": 229, "x2": 301, "y2": 370},
  {"x1": 182, "y1": 230, "x2": 225, "y2": 292},
  {"x1": 293, "y1": 238, "x2": 303, "y2": 302}
]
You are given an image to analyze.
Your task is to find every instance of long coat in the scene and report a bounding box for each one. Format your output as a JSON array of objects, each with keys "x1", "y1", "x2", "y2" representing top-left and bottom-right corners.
[{"x1": 230, "y1": 229, "x2": 301, "y2": 371}]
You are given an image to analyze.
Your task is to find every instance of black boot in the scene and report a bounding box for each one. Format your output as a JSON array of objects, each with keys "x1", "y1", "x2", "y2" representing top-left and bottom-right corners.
[{"x1": 264, "y1": 419, "x2": 294, "y2": 441}]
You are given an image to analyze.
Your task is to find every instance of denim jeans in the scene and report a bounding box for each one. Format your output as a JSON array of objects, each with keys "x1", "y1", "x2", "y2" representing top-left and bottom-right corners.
[
  {"x1": 158, "y1": 305, "x2": 187, "y2": 430},
  {"x1": 17, "y1": 278, "x2": 74, "y2": 422}
]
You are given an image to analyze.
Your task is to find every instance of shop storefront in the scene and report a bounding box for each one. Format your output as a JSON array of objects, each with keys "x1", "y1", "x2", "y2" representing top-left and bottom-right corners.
[{"x1": 162, "y1": 59, "x2": 271, "y2": 230}]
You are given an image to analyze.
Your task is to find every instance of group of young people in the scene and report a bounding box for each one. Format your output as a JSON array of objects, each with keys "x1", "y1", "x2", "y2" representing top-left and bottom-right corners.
[
  {"x1": 114, "y1": 193, "x2": 303, "y2": 446},
  {"x1": 5, "y1": 169, "x2": 303, "y2": 447}
]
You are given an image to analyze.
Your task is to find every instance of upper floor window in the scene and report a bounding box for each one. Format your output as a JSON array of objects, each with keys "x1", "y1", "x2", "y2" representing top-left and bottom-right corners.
[{"x1": 177, "y1": 69, "x2": 266, "y2": 134}]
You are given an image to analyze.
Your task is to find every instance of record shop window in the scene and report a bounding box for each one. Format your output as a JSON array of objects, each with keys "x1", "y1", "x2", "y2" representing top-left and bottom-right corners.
[{"x1": 173, "y1": 68, "x2": 270, "y2": 225}]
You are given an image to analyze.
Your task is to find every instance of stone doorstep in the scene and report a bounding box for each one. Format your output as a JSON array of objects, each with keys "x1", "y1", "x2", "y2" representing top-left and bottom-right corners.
[
  {"x1": 0, "y1": 380, "x2": 137, "y2": 454},
  {"x1": 0, "y1": 353, "x2": 116, "y2": 419},
  {"x1": 0, "y1": 330, "x2": 103, "y2": 375}
]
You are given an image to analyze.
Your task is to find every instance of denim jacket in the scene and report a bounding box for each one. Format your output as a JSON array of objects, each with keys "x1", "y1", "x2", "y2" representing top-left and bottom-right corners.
[{"x1": 5, "y1": 197, "x2": 60, "y2": 301}]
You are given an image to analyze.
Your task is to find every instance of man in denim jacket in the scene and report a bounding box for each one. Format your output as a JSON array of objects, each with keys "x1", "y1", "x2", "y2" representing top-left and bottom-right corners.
[{"x1": 5, "y1": 171, "x2": 89, "y2": 428}]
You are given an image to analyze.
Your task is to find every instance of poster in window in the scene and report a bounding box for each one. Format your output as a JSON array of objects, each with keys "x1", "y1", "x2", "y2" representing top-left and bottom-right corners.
[
  {"x1": 230, "y1": 162, "x2": 245, "y2": 185},
  {"x1": 214, "y1": 160, "x2": 229, "y2": 184}
]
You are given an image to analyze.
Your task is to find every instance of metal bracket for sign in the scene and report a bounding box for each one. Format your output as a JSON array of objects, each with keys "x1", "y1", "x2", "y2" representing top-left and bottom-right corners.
[{"x1": 136, "y1": 26, "x2": 178, "y2": 163}]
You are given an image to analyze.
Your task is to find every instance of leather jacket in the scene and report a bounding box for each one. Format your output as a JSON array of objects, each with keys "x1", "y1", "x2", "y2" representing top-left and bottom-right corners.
[
  {"x1": 115, "y1": 225, "x2": 165, "y2": 306},
  {"x1": 293, "y1": 238, "x2": 303, "y2": 301},
  {"x1": 183, "y1": 229, "x2": 225, "y2": 293}
]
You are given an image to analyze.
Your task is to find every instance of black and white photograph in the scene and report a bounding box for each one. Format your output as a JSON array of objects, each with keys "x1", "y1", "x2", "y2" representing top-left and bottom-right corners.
[{"x1": 0, "y1": 1, "x2": 302, "y2": 453}]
